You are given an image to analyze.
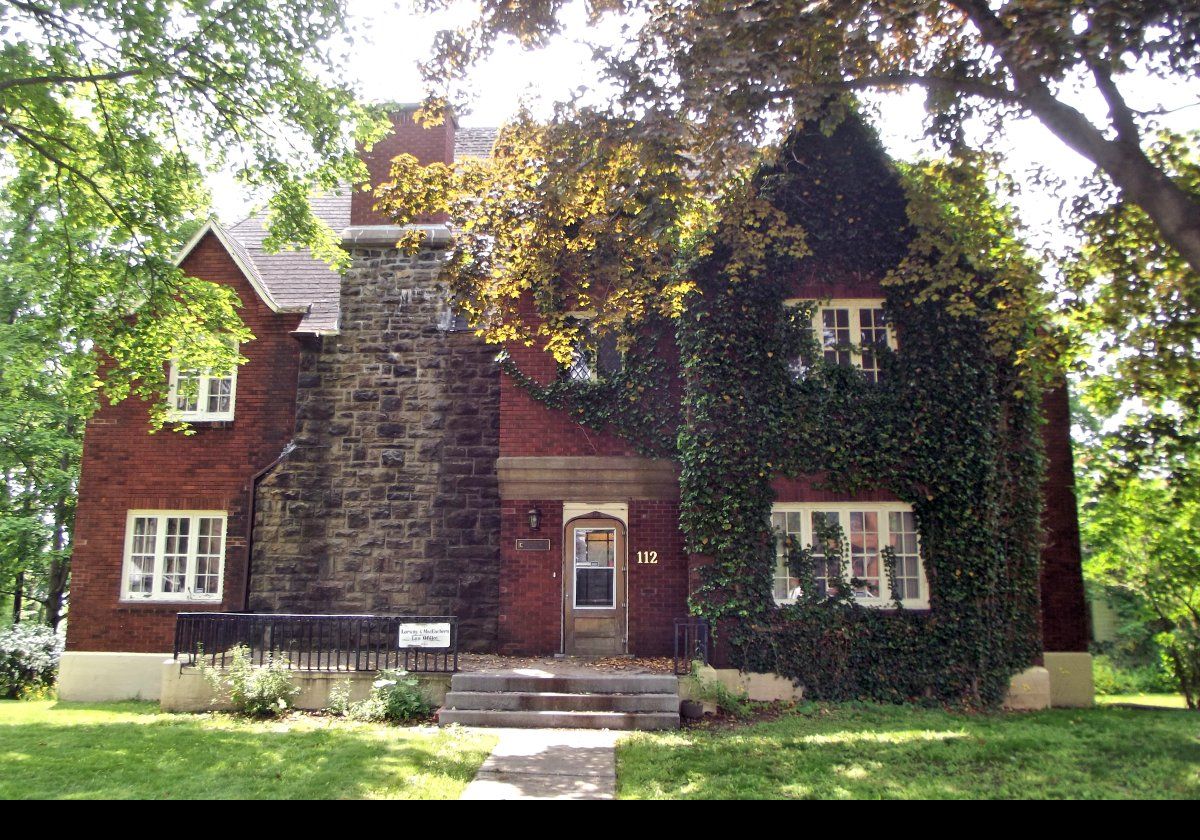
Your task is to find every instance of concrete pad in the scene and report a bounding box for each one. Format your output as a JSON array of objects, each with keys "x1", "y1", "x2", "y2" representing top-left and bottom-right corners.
[{"x1": 460, "y1": 729, "x2": 619, "y2": 800}]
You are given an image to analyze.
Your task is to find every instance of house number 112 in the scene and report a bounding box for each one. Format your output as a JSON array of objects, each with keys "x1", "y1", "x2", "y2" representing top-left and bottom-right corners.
[{"x1": 636, "y1": 551, "x2": 659, "y2": 564}]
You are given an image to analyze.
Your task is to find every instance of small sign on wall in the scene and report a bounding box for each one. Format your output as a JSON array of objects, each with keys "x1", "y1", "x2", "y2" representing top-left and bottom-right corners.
[
  {"x1": 516, "y1": 538, "x2": 551, "y2": 551},
  {"x1": 398, "y1": 622, "x2": 452, "y2": 648}
]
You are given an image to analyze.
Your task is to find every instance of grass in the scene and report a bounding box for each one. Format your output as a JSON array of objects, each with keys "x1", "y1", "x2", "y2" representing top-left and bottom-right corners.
[
  {"x1": 1097, "y1": 693, "x2": 1189, "y2": 709},
  {"x1": 0, "y1": 700, "x2": 495, "y2": 800},
  {"x1": 617, "y1": 703, "x2": 1200, "y2": 799}
]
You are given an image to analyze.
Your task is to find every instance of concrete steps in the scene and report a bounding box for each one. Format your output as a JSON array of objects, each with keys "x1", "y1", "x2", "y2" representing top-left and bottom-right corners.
[{"x1": 439, "y1": 672, "x2": 680, "y2": 730}]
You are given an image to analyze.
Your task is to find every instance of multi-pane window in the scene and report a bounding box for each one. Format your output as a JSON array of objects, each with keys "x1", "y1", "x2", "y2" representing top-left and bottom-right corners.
[
  {"x1": 168, "y1": 349, "x2": 237, "y2": 421},
  {"x1": 789, "y1": 300, "x2": 897, "y2": 381},
  {"x1": 565, "y1": 330, "x2": 622, "y2": 382},
  {"x1": 574, "y1": 527, "x2": 617, "y2": 608},
  {"x1": 858, "y1": 307, "x2": 890, "y2": 383},
  {"x1": 821, "y1": 309, "x2": 853, "y2": 367},
  {"x1": 770, "y1": 503, "x2": 927, "y2": 608},
  {"x1": 888, "y1": 510, "x2": 921, "y2": 600},
  {"x1": 121, "y1": 511, "x2": 226, "y2": 601}
]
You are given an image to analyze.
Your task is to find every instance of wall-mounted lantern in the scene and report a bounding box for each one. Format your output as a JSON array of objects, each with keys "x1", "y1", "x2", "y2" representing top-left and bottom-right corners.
[{"x1": 527, "y1": 506, "x2": 541, "y2": 531}]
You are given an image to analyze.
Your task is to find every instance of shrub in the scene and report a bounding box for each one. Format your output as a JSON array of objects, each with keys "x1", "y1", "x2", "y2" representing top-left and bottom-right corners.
[
  {"x1": 687, "y1": 662, "x2": 752, "y2": 719},
  {"x1": 1092, "y1": 653, "x2": 1177, "y2": 696},
  {"x1": 326, "y1": 678, "x2": 355, "y2": 716},
  {"x1": 338, "y1": 670, "x2": 433, "y2": 723},
  {"x1": 0, "y1": 623, "x2": 63, "y2": 699},
  {"x1": 198, "y1": 645, "x2": 299, "y2": 717}
]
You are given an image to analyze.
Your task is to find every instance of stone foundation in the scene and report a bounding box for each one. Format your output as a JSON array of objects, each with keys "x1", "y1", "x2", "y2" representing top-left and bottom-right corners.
[{"x1": 250, "y1": 237, "x2": 501, "y2": 649}]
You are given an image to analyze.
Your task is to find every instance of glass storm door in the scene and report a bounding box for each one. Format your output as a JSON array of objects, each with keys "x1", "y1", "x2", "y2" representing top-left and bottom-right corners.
[{"x1": 563, "y1": 518, "x2": 627, "y2": 655}]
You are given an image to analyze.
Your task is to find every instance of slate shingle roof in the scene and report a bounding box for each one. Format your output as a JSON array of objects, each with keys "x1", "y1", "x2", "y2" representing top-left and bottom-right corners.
[{"x1": 220, "y1": 127, "x2": 499, "y2": 334}]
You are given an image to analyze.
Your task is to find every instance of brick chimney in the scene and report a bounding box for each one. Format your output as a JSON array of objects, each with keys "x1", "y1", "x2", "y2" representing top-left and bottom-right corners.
[{"x1": 351, "y1": 106, "x2": 457, "y2": 226}]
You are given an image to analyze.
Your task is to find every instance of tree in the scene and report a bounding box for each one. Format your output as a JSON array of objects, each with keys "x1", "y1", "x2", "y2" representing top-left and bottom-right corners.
[
  {"x1": 0, "y1": 1, "x2": 386, "y2": 626},
  {"x1": 1066, "y1": 131, "x2": 1200, "y2": 482},
  {"x1": 421, "y1": 0, "x2": 1200, "y2": 272},
  {"x1": 1082, "y1": 477, "x2": 1200, "y2": 709},
  {"x1": 415, "y1": 0, "x2": 1200, "y2": 476}
]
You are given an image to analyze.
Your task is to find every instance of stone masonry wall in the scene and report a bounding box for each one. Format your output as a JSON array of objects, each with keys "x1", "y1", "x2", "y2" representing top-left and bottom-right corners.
[{"x1": 249, "y1": 244, "x2": 501, "y2": 650}]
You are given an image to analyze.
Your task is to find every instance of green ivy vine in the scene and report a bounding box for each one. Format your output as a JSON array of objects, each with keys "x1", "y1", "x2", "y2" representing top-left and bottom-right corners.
[{"x1": 504, "y1": 112, "x2": 1049, "y2": 707}]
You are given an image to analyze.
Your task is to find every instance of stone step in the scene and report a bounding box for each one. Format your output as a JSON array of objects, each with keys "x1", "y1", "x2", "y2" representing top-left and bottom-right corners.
[
  {"x1": 444, "y1": 690, "x2": 680, "y2": 713},
  {"x1": 450, "y1": 672, "x2": 678, "y2": 695},
  {"x1": 438, "y1": 708, "x2": 680, "y2": 730}
]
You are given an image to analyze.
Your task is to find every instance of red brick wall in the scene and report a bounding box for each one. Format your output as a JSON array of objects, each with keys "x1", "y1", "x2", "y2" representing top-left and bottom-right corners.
[
  {"x1": 498, "y1": 500, "x2": 563, "y2": 654},
  {"x1": 627, "y1": 500, "x2": 689, "y2": 655},
  {"x1": 500, "y1": 356, "x2": 638, "y2": 457},
  {"x1": 67, "y1": 233, "x2": 302, "y2": 652},
  {"x1": 1038, "y1": 381, "x2": 1090, "y2": 652},
  {"x1": 351, "y1": 108, "x2": 456, "y2": 226},
  {"x1": 497, "y1": 499, "x2": 689, "y2": 656},
  {"x1": 499, "y1": 298, "x2": 639, "y2": 457}
]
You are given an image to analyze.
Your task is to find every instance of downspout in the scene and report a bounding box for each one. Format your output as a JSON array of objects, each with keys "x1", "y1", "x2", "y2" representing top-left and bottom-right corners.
[{"x1": 242, "y1": 440, "x2": 296, "y2": 611}]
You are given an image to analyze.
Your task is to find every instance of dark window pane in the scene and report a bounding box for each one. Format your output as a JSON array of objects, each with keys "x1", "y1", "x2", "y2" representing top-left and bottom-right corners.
[{"x1": 576, "y1": 569, "x2": 614, "y2": 607}]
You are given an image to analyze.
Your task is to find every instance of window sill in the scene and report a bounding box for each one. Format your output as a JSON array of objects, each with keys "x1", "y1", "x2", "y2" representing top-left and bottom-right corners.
[
  {"x1": 774, "y1": 600, "x2": 930, "y2": 612},
  {"x1": 118, "y1": 599, "x2": 223, "y2": 609},
  {"x1": 171, "y1": 418, "x2": 235, "y2": 428}
]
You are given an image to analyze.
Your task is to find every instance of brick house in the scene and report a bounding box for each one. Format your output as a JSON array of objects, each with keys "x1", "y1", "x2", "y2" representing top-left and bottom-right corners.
[{"x1": 58, "y1": 108, "x2": 1093, "y2": 705}]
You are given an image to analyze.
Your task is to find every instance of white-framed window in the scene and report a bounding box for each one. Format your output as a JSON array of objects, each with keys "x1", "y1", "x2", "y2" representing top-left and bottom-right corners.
[
  {"x1": 785, "y1": 299, "x2": 897, "y2": 382},
  {"x1": 168, "y1": 350, "x2": 237, "y2": 422},
  {"x1": 121, "y1": 510, "x2": 227, "y2": 602},
  {"x1": 770, "y1": 502, "x2": 928, "y2": 609}
]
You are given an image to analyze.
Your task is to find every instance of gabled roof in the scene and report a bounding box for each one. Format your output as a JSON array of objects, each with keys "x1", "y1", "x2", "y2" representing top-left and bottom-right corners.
[
  {"x1": 180, "y1": 127, "x2": 499, "y2": 336},
  {"x1": 173, "y1": 220, "x2": 294, "y2": 314}
]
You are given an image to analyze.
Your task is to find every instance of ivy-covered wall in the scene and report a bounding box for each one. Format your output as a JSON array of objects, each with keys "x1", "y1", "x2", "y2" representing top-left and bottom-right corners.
[{"x1": 495, "y1": 113, "x2": 1051, "y2": 706}]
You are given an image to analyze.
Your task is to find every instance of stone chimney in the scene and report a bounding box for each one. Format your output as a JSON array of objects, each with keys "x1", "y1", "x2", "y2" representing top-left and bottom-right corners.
[{"x1": 351, "y1": 106, "x2": 457, "y2": 227}]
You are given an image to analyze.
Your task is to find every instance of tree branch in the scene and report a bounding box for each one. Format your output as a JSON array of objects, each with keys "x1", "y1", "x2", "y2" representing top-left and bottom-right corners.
[
  {"x1": 1089, "y1": 61, "x2": 1141, "y2": 147},
  {"x1": 811, "y1": 72, "x2": 1020, "y2": 104},
  {"x1": 0, "y1": 67, "x2": 149, "y2": 94}
]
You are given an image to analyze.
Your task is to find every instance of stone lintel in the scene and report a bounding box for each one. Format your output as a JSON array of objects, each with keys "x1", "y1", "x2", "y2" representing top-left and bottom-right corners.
[
  {"x1": 498, "y1": 456, "x2": 680, "y2": 501},
  {"x1": 340, "y1": 224, "x2": 452, "y2": 248}
]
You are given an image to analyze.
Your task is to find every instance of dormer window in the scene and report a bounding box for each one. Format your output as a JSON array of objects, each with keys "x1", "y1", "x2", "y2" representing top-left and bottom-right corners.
[{"x1": 168, "y1": 354, "x2": 237, "y2": 422}]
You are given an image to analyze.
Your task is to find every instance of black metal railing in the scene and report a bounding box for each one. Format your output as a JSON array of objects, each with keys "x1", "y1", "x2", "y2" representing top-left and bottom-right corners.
[
  {"x1": 673, "y1": 617, "x2": 711, "y2": 675},
  {"x1": 174, "y1": 613, "x2": 459, "y2": 673}
]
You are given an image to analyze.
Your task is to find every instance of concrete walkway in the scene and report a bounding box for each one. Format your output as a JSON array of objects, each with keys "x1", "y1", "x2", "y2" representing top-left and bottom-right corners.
[{"x1": 460, "y1": 728, "x2": 621, "y2": 800}]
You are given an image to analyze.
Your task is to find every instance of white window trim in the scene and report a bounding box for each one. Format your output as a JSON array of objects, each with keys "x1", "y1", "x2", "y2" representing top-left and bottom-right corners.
[
  {"x1": 783, "y1": 298, "x2": 898, "y2": 376},
  {"x1": 770, "y1": 502, "x2": 929, "y2": 610},
  {"x1": 120, "y1": 510, "x2": 227, "y2": 603},
  {"x1": 167, "y1": 355, "x2": 238, "y2": 422}
]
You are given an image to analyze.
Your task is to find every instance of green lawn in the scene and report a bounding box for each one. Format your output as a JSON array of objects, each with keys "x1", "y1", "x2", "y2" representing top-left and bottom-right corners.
[
  {"x1": 0, "y1": 700, "x2": 495, "y2": 800},
  {"x1": 617, "y1": 703, "x2": 1200, "y2": 799},
  {"x1": 1097, "y1": 693, "x2": 1189, "y2": 709}
]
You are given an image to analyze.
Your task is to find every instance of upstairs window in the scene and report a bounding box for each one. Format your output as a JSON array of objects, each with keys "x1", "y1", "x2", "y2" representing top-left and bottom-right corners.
[
  {"x1": 770, "y1": 503, "x2": 928, "y2": 609},
  {"x1": 122, "y1": 511, "x2": 226, "y2": 602},
  {"x1": 168, "y1": 351, "x2": 237, "y2": 422},
  {"x1": 788, "y1": 299, "x2": 897, "y2": 382},
  {"x1": 563, "y1": 312, "x2": 622, "y2": 382}
]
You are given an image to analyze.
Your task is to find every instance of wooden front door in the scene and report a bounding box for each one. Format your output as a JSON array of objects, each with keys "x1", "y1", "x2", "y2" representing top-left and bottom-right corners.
[{"x1": 563, "y1": 517, "x2": 627, "y2": 655}]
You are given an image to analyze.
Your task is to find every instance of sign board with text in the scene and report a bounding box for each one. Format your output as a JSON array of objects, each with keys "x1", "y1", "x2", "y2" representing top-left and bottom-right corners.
[{"x1": 397, "y1": 622, "x2": 453, "y2": 648}]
